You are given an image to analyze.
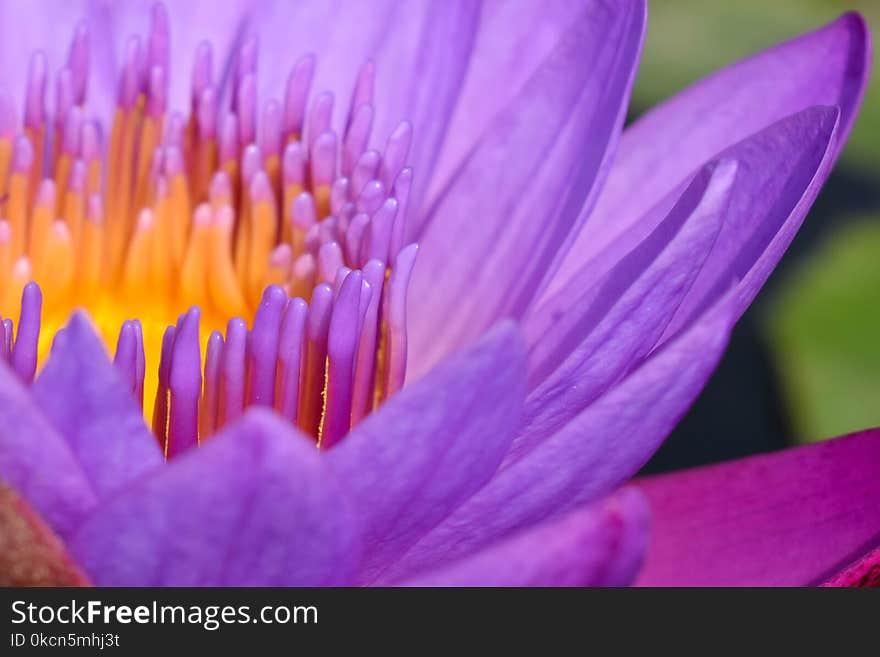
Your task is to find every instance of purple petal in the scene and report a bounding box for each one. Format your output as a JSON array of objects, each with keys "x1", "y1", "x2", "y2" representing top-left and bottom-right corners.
[
  {"x1": 32, "y1": 312, "x2": 163, "y2": 497},
  {"x1": 0, "y1": 362, "x2": 96, "y2": 539},
  {"x1": 383, "y1": 294, "x2": 737, "y2": 582},
  {"x1": 425, "y1": 0, "x2": 641, "y2": 209},
  {"x1": 69, "y1": 409, "x2": 359, "y2": 586},
  {"x1": 407, "y1": 0, "x2": 646, "y2": 380},
  {"x1": 328, "y1": 320, "x2": 526, "y2": 584},
  {"x1": 518, "y1": 105, "x2": 840, "y2": 461},
  {"x1": 512, "y1": 159, "x2": 736, "y2": 462},
  {"x1": 552, "y1": 12, "x2": 870, "y2": 287},
  {"x1": 397, "y1": 488, "x2": 649, "y2": 587},
  {"x1": 543, "y1": 104, "x2": 840, "y2": 359},
  {"x1": 635, "y1": 429, "x2": 880, "y2": 587},
  {"x1": 661, "y1": 106, "x2": 840, "y2": 337}
]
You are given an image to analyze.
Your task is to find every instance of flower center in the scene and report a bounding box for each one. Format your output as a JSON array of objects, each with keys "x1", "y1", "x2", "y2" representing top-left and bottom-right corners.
[{"x1": 0, "y1": 4, "x2": 417, "y2": 453}]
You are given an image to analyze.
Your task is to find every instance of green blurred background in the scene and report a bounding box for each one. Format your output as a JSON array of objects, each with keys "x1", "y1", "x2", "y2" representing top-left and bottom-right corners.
[{"x1": 638, "y1": 0, "x2": 880, "y2": 473}]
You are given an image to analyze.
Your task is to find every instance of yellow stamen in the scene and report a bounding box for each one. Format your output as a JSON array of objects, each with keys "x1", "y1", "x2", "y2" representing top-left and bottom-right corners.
[
  {"x1": 207, "y1": 206, "x2": 249, "y2": 318},
  {"x1": 131, "y1": 113, "x2": 163, "y2": 225},
  {"x1": 0, "y1": 137, "x2": 12, "y2": 193},
  {"x1": 314, "y1": 183, "x2": 331, "y2": 218},
  {"x1": 62, "y1": 184, "x2": 84, "y2": 247},
  {"x1": 76, "y1": 200, "x2": 103, "y2": 303},
  {"x1": 168, "y1": 171, "x2": 191, "y2": 267},
  {"x1": 8, "y1": 170, "x2": 28, "y2": 259},
  {"x1": 52, "y1": 153, "x2": 72, "y2": 214},
  {"x1": 180, "y1": 205, "x2": 211, "y2": 307},
  {"x1": 27, "y1": 192, "x2": 54, "y2": 274},
  {"x1": 122, "y1": 209, "x2": 156, "y2": 297},
  {"x1": 40, "y1": 222, "x2": 75, "y2": 307},
  {"x1": 246, "y1": 195, "x2": 277, "y2": 304}
]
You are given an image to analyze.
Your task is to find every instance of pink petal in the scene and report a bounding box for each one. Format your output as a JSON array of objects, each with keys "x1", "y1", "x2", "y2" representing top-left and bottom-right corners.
[{"x1": 636, "y1": 428, "x2": 880, "y2": 587}]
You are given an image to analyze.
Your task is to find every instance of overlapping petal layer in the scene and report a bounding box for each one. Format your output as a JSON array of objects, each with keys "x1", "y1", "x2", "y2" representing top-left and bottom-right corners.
[
  {"x1": 407, "y1": 0, "x2": 646, "y2": 378},
  {"x1": 516, "y1": 159, "x2": 736, "y2": 461},
  {"x1": 381, "y1": 293, "x2": 738, "y2": 583},
  {"x1": 551, "y1": 12, "x2": 870, "y2": 290}
]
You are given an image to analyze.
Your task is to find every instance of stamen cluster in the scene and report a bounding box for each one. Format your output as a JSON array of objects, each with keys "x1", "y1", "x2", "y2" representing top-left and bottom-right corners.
[{"x1": 0, "y1": 4, "x2": 417, "y2": 452}]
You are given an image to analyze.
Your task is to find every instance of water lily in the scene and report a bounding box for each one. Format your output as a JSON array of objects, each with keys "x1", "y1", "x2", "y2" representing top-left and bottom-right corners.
[{"x1": 0, "y1": 1, "x2": 873, "y2": 586}]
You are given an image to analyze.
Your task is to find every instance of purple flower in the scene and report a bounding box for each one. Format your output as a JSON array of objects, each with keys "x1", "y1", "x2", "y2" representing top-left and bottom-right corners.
[{"x1": 0, "y1": 1, "x2": 873, "y2": 586}]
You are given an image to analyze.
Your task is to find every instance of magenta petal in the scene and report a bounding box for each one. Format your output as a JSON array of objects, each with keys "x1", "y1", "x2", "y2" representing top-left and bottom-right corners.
[
  {"x1": 32, "y1": 312, "x2": 163, "y2": 497},
  {"x1": 406, "y1": 0, "x2": 646, "y2": 380},
  {"x1": 328, "y1": 321, "x2": 526, "y2": 584},
  {"x1": 397, "y1": 488, "x2": 649, "y2": 587},
  {"x1": 0, "y1": 362, "x2": 96, "y2": 539},
  {"x1": 557, "y1": 12, "x2": 870, "y2": 276},
  {"x1": 384, "y1": 295, "x2": 737, "y2": 582},
  {"x1": 69, "y1": 410, "x2": 359, "y2": 586},
  {"x1": 636, "y1": 429, "x2": 880, "y2": 587}
]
